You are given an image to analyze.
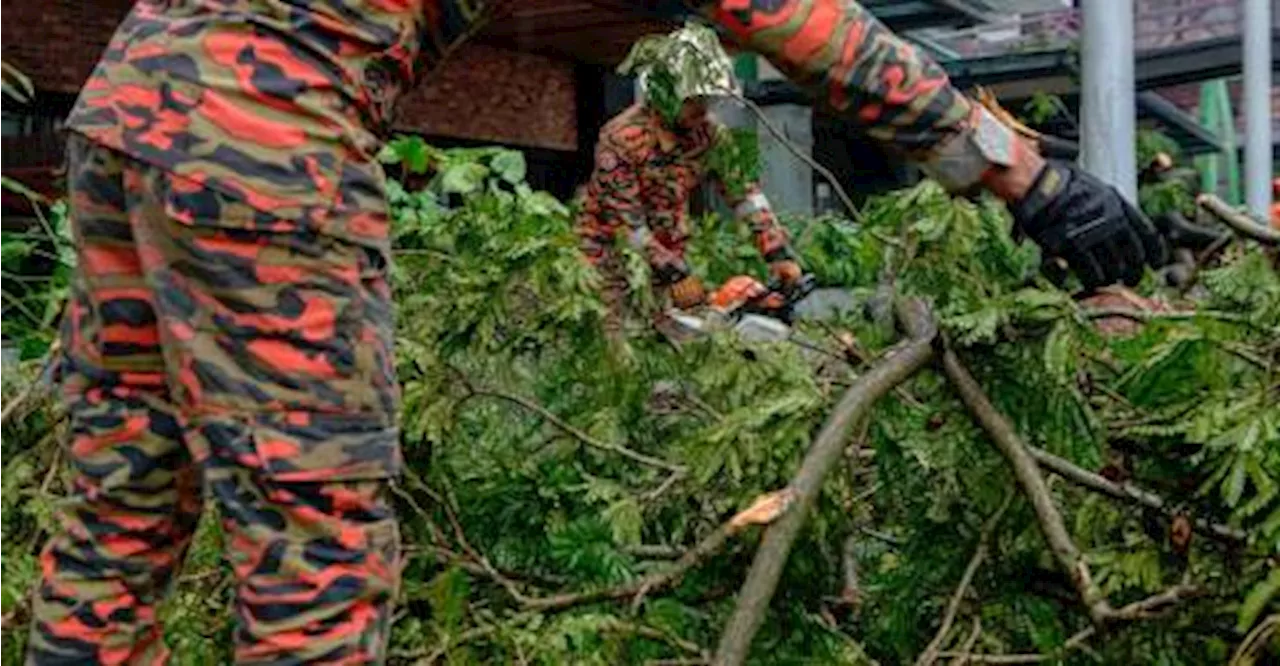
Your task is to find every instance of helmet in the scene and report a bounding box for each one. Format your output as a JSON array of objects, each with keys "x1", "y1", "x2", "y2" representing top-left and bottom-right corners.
[{"x1": 621, "y1": 22, "x2": 741, "y2": 115}]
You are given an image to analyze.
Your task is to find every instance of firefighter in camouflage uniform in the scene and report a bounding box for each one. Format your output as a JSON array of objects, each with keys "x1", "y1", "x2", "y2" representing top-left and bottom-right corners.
[
  {"x1": 32, "y1": 0, "x2": 1167, "y2": 663},
  {"x1": 576, "y1": 25, "x2": 808, "y2": 332}
]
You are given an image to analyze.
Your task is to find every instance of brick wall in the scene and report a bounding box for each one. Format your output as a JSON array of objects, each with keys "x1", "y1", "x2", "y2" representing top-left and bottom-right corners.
[
  {"x1": 0, "y1": 2, "x2": 578, "y2": 151},
  {"x1": 0, "y1": 0, "x2": 135, "y2": 95},
  {"x1": 395, "y1": 45, "x2": 578, "y2": 151}
]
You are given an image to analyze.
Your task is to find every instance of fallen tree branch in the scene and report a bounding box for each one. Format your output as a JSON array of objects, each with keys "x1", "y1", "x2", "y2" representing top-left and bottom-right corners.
[
  {"x1": 1108, "y1": 583, "x2": 1205, "y2": 620},
  {"x1": 1028, "y1": 446, "x2": 1248, "y2": 544},
  {"x1": 1197, "y1": 194, "x2": 1280, "y2": 246},
  {"x1": 915, "y1": 493, "x2": 1014, "y2": 666},
  {"x1": 940, "y1": 345, "x2": 1114, "y2": 624},
  {"x1": 711, "y1": 298, "x2": 939, "y2": 666},
  {"x1": 942, "y1": 346, "x2": 1220, "y2": 629}
]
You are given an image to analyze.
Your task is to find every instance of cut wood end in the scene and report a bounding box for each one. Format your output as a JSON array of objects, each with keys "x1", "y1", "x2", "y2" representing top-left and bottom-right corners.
[{"x1": 729, "y1": 488, "x2": 796, "y2": 528}]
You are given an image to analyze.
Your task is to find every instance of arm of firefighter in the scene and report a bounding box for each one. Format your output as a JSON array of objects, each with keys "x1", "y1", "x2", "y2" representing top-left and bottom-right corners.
[
  {"x1": 677, "y1": 0, "x2": 1042, "y2": 199},
  {"x1": 717, "y1": 177, "x2": 795, "y2": 267},
  {"x1": 581, "y1": 144, "x2": 692, "y2": 286}
]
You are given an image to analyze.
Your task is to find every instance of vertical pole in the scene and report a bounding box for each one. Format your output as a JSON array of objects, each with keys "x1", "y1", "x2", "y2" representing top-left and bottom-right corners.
[
  {"x1": 1217, "y1": 79, "x2": 1241, "y2": 205},
  {"x1": 1079, "y1": 0, "x2": 1137, "y2": 201},
  {"x1": 1198, "y1": 82, "x2": 1221, "y2": 197},
  {"x1": 1242, "y1": 0, "x2": 1273, "y2": 218}
]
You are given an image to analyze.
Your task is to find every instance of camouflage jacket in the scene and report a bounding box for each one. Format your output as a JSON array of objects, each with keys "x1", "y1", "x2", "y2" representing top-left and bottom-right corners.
[
  {"x1": 66, "y1": 0, "x2": 480, "y2": 250},
  {"x1": 67, "y1": 0, "x2": 990, "y2": 250},
  {"x1": 577, "y1": 104, "x2": 790, "y2": 284}
]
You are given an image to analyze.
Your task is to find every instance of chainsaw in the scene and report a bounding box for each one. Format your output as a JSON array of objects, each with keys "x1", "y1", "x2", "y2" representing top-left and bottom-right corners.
[{"x1": 665, "y1": 274, "x2": 828, "y2": 343}]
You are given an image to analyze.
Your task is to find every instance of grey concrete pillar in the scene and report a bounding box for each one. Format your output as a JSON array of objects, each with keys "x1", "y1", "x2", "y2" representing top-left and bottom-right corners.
[
  {"x1": 1080, "y1": 0, "x2": 1138, "y2": 201},
  {"x1": 1242, "y1": 0, "x2": 1273, "y2": 218},
  {"x1": 756, "y1": 104, "x2": 814, "y2": 216}
]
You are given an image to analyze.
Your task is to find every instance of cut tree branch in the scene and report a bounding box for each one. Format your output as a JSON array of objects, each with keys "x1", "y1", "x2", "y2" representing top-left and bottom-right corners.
[
  {"x1": 942, "y1": 347, "x2": 1218, "y2": 630},
  {"x1": 711, "y1": 298, "x2": 938, "y2": 666},
  {"x1": 1028, "y1": 446, "x2": 1247, "y2": 544},
  {"x1": 940, "y1": 345, "x2": 1114, "y2": 625},
  {"x1": 1197, "y1": 194, "x2": 1280, "y2": 246}
]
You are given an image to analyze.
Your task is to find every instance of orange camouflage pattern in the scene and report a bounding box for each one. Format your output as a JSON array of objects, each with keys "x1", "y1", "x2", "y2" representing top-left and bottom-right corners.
[
  {"x1": 68, "y1": 0, "x2": 978, "y2": 256},
  {"x1": 65, "y1": 0, "x2": 484, "y2": 251},
  {"x1": 577, "y1": 104, "x2": 793, "y2": 292},
  {"x1": 28, "y1": 136, "x2": 400, "y2": 664},
  {"x1": 689, "y1": 0, "x2": 974, "y2": 155}
]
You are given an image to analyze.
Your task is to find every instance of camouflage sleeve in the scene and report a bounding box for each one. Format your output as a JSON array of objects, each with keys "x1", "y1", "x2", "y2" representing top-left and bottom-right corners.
[
  {"x1": 683, "y1": 0, "x2": 1022, "y2": 192},
  {"x1": 579, "y1": 143, "x2": 691, "y2": 285},
  {"x1": 714, "y1": 176, "x2": 794, "y2": 263}
]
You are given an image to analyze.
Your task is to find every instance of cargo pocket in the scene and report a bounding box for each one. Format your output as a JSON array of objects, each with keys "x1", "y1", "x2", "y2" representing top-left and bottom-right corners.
[{"x1": 192, "y1": 411, "x2": 401, "y2": 482}]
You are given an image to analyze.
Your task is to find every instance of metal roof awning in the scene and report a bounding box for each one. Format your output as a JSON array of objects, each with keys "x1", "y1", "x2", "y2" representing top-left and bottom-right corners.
[
  {"x1": 481, "y1": 0, "x2": 990, "y2": 65},
  {"x1": 744, "y1": 81, "x2": 1224, "y2": 157},
  {"x1": 862, "y1": 0, "x2": 990, "y2": 31},
  {"x1": 916, "y1": 2, "x2": 1280, "y2": 93}
]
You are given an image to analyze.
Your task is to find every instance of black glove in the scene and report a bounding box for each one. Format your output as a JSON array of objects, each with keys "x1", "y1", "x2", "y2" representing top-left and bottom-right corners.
[{"x1": 1010, "y1": 161, "x2": 1169, "y2": 290}]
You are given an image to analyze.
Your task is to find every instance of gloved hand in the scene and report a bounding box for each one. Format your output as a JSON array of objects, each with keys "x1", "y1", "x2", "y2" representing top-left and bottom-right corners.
[
  {"x1": 709, "y1": 275, "x2": 785, "y2": 314},
  {"x1": 669, "y1": 275, "x2": 707, "y2": 310},
  {"x1": 767, "y1": 259, "x2": 805, "y2": 288},
  {"x1": 1009, "y1": 160, "x2": 1169, "y2": 290}
]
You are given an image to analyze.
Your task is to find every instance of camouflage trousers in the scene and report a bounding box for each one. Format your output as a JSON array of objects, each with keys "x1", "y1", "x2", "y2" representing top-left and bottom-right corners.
[{"x1": 28, "y1": 136, "x2": 402, "y2": 665}]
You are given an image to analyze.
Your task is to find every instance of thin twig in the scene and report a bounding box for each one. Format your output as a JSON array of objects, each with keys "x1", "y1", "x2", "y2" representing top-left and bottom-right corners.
[
  {"x1": 839, "y1": 535, "x2": 861, "y2": 607},
  {"x1": 467, "y1": 385, "x2": 686, "y2": 474},
  {"x1": 1231, "y1": 613, "x2": 1279, "y2": 666},
  {"x1": 712, "y1": 299, "x2": 938, "y2": 666},
  {"x1": 916, "y1": 493, "x2": 1014, "y2": 666},
  {"x1": 722, "y1": 89, "x2": 860, "y2": 228},
  {"x1": 952, "y1": 617, "x2": 982, "y2": 666},
  {"x1": 1081, "y1": 307, "x2": 1276, "y2": 335},
  {"x1": 602, "y1": 618, "x2": 707, "y2": 657},
  {"x1": 1028, "y1": 446, "x2": 1248, "y2": 544},
  {"x1": 937, "y1": 584, "x2": 1204, "y2": 664},
  {"x1": 1, "y1": 342, "x2": 59, "y2": 428},
  {"x1": 643, "y1": 470, "x2": 687, "y2": 503}
]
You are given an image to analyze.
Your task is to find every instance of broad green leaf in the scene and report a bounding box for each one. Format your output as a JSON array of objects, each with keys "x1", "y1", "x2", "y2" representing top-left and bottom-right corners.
[
  {"x1": 491, "y1": 150, "x2": 527, "y2": 184},
  {"x1": 440, "y1": 163, "x2": 488, "y2": 194}
]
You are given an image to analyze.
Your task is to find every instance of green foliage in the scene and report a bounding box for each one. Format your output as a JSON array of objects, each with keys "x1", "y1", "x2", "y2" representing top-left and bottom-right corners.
[
  {"x1": 618, "y1": 21, "x2": 735, "y2": 123},
  {"x1": 2, "y1": 137, "x2": 1277, "y2": 665},
  {"x1": 0, "y1": 200, "x2": 74, "y2": 357},
  {"x1": 1, "y1": 59, "x2": 34, "y2": 104},
  {"x1": 706, "y1": 127, "x2": 762, "y2": 201},
  {"x1": 1021, "y1": 92, "x2": 1068, "y2": 126}
]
